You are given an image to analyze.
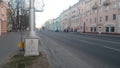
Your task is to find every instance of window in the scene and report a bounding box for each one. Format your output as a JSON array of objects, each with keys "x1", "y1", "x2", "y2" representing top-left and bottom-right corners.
[
  {"x1": 105, "y1": 27, "x2": 115, "y2": 32},
  {"x1": 105, "y1": 6, "x2": 109, "y2": 12},
  {"x1": 105, "y1": 27, "x2": 109, "y2": 32},
  {"x1": 91, "y1": 27, "x2": 96, "y2": 32},
  {"x1": 94, "y1": 27, "x2": 96, "y2": 32},
  {"x1": 111, "y1": 27, "x2": 115, "y2": 32},
  {"x1": 113, "y1": 14, "x2": 116, "y2": 20},
  {"x1": 91, "y1": 27, "x2": 93, "y2": 32},
  {"x1": 105, "y1": 16, "x2": 108, "y2": 21},
  {"x1": 88, "y1": 10, "x2": 90, "y2": 15},
  {"x1": 86, "y1": 19, "x2": 88, "y2": 22},
  {"x1": 113, "y1": 2, "x2": 117, "y2": 9},
  {"x1": 90, "y1": 19, "x2": 92, "y2": 23},
  {"x1": 100, "y1": 17, "x2": 102, "y2": 22},
  {"x1": 90, "y1": 11, "x2": 91, "y2": 15},
  {"x1": 95, "y1": 10, "x2": 97, "y2": 13},
  {"x1": 1, "y1": 23, "x2": 4, "y2": 31},
  {"x1": 72, "y1": 10, "x2": 75, "y2": 13},
  {"x1": 78, "y1": 10, "x2": 80, "y2": 15},
  {"x1": 94, "y1": 18, "x2": 96, "y2": 23},
  {"x1": 99, "y1": 7, "x2": 102, "y2": 12},
  {"x1": 80, "y1": 26, "x2": 83, "y2": 29}
]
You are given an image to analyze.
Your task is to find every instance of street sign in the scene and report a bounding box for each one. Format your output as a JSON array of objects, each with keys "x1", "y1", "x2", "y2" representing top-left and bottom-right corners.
[
  {"x1": 35, "y1": 0, "x2": 44, "y2": 12},
  {"x1": 24, "y1": 0, "x2": 44, "y2": 12}
]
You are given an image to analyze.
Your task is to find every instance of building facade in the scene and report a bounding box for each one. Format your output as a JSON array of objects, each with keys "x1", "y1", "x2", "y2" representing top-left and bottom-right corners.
[
  {"x1": 61, "y1": 0, "x2": 84, "y2": 32},
  {"x1": 61, "y1": 8, "x2": 71, "y2": 32},
  {"x1": 44, "y1": 19, "x2": 54, "y2": 31},
  {"x1": 61, "y1": 0, "x2": 120, "y2": 33},
  {"x1": 54, "y1": 15, "x2": 62, "y2": 31},
  {"x1": 83, "y1": 0, "x2": 120, "y2": 33},
  {"x1": 0, "y1": 0, "x2": 7, "y2": 34},
  {"x1": 44, "y1": 15, "x2": 62, "y2": 31}
]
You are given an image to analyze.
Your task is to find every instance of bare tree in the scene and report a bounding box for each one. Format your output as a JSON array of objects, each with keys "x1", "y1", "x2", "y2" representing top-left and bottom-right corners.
[{"x1": 7, "y1": 2, "x2": 16, "y2": 31}]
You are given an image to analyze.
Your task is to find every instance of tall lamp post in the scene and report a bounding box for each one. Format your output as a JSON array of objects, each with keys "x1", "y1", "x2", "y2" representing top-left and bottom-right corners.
[
  {"x1": 24, "y1": 0, "x2": 38, "y2": 56},
  {"x1": 24, "y1": 0, "x2": 44, "y2": 56},
  {"x1": 29, "y1": 0, "x2": 36, "y2": 37},
  {"x1": 29, "y1": 0, "x2": 44, "y2": 37}
]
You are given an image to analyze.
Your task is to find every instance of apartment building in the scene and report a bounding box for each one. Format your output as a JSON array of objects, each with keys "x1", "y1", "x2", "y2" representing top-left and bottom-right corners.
[
  {"x1": 61, "y1": 0, "x2": 120, "y2": 33},
  {"x1": 44, "y1": 15, "x2": 62, "y2": 31},
  {"x1": 44, "y1": 19, "x2": 54, "y2": 31},
  {"x1": 0, "y1": 0, "x2": 7, "y2": 34},
  {"x1": 84, "y1": 0, "x2": 120, "y2": 33},
  {"x1": 61, "y1": 0, "x2": 85, "y2": 32},
  {"x1": 61, "y1": 8, "x2": 71, "y2": 32},
  {"x1": 70, "y1": 2, "x2": 81, "y2": 32},
  {"x1": 55, "y1": 15, "x2": 62, "y2": 31}
]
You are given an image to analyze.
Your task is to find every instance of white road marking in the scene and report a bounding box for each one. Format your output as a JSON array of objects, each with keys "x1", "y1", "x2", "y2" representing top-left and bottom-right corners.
[{"x1": 103, "y1": 46, "x2": 120, "y2": 52}]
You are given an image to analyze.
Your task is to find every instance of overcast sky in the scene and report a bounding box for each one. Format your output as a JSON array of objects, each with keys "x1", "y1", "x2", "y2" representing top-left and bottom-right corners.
[{"x1": 35, "y1": 0, "x2": 79, "y2": 28}]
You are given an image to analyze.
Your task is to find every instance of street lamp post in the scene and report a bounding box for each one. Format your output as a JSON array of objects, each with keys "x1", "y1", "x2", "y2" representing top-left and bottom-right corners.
[
  {"x1": 24, "y1": 0, "x2": 44, "y2": 56},
  {"x1": 24, "y1": 0, "x2": 39, "y2": 56},
  {"x1": 29, "y1": 0, "x2": 36, "y2": 37}
]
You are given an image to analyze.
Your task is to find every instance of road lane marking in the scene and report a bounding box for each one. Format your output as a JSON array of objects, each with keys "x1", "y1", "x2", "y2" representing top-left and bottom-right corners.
[
  {"x1": 103, "y1": 46, "x2": 120, "y2": 52},
  {"x1": 80, "y1": 35, "x2": 120, "y2": 45}
]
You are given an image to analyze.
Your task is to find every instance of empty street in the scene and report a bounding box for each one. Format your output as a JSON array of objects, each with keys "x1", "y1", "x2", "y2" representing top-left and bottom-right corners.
[{"x1": 39, "y1": 31, "x2": 120, "y2": 68}]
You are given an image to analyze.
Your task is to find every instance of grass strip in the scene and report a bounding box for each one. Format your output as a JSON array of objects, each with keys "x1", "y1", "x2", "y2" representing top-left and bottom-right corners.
[{"x1": 3, "y1": 53, "x2": 40, "y2": 68}]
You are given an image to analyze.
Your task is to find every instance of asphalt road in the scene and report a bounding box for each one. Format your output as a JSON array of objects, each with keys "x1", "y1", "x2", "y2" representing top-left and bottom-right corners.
[
  {"x1": 0, "y1": 32, "x2": 23, "y2": 66},
  {"x1": 39, "y1": 31, "x2": 120, "y2": 68}
]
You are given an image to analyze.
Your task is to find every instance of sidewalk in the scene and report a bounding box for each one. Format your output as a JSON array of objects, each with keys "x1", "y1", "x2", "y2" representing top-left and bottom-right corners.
[
  {"x1": 0, "y1": 32, "x2": 50, "y2": 68},
  {"x1": 0, "y1": 32, "x2": 20, "y2": 67}
]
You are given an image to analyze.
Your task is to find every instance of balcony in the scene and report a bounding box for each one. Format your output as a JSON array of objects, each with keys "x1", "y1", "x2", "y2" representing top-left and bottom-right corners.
[
  {"x1": 92, "y1": 2, "x2": 98, "y2": 10},
  {"x1": 103, "y1": 0, "x2": 110, "y2": 6}
]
